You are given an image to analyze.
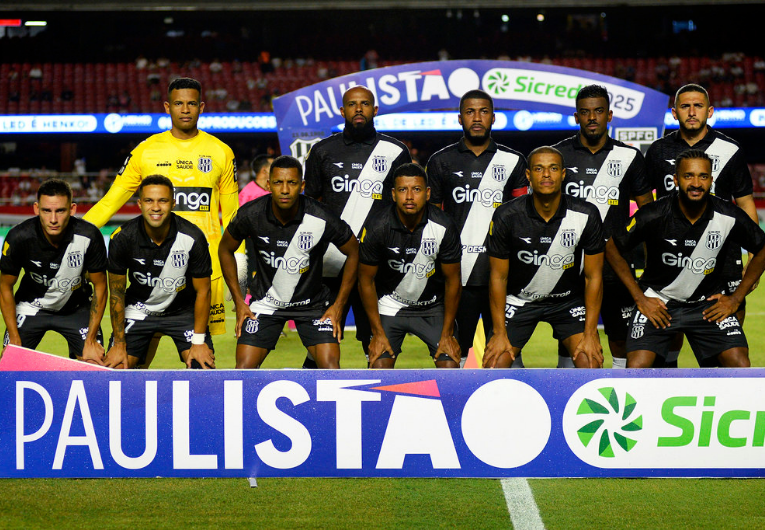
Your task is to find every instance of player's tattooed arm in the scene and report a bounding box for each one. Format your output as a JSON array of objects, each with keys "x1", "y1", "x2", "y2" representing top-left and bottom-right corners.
[
  {"x1": 105, "y1": 272, "x2": 129, "y2": 368},
  {"x1": 0, "y1": 272, "x2": 21, "y2": 347}
]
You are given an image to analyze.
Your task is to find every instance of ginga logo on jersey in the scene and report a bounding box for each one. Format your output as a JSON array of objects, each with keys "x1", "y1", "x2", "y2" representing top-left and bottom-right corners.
[
  {"x1": 387, "y1": 259, "x2": 436, "y2": 279},
  {"x1": 28, "y1": 273, "x2": 82, "y2": 292},
  {"x1": 563, "y1": 378, "x2": 765, "y2": 469},
  {"x1": 661, "y1": 253, "x2": 716, "y2": 275},
  {"x1": 564, "y1": 181, "x2": 619, "y2": 205},
  {"x1": 132, "y1": 272, "x2": 186, "y2": 292},
  {"x1": 452, "y1": 185, "x2": 503, "y2": 208},
  {"x1": 260, "y1": 251, "x2": 310, "y2": 274},
  {"x1": 331, "y1": 175, "x2": 383, "y2": 200},
  {"x1": 174, "y1": 187, "x2": 212, "y2": 212},
  {"x1": 517, "y1": 250, "x2": 574, "y2": 270}
]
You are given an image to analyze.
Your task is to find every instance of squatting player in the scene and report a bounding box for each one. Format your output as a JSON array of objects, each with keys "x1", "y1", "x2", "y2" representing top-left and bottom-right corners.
[
  {"x1": 1, "y1": 179, "x2": 107, "y2": 363},
  {"x1": 219, "y1": 156, "x2": 359, "y2": 369},
  {"x1": 358, "y1": 163, "x2": 463, "y2": 368},
  {"x1": 554, "y1": 84, "x2": 654, "y2": 368},
  {"x1": 607, "y1": 150, "x2": 765, "y2": 368},
  {"x1": 645, "y1": 83, "x2": 758, "y2": 366},
  {"x1": 303, "y1": 85, "x2": 411, "y2": 366},
  {"x1": 84, "y1": 77, "x2": 239, "y2": 340},
  {"x1": 105, "y1": 176, "x2": 215, "y2": 369},
  {"x1": 426, "y1": 89, "x2": 527, "y2": 367},
  {"x1": 483, "y1": 147, "x2": 605, "y2": 369}
]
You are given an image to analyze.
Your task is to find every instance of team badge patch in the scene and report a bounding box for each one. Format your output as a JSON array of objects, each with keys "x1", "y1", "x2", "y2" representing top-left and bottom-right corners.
[
  {"x1": 421, "y1": 238, "x2": 437, "y2": 256},
  {"x1": 706, "y1": 231, "x2": 722, "y2": 250},
  {"x1": 197, "y1": 156, "x2": 212, "y2": 173},
  {"x1": 245, "y1": 318, "x2": 259, "y2": 334},
  {"x1": 560, "y1": 230, "x2": 577, "y2": 248},
  {"x1": 607, "y1": 160, "x2": 623, "y2": 178},
  {"x1": 709, "y1": 154, "x2": 720, "y2": 173},
  {"x1": 289, "y1": 138, "x2": 321, "y2": 166},
  {"x1": 67, "y1": 251, "x2": 83, "y2": 268},
  {"x1": 492, "y1": 165, "x2": 507, "y2": 182},
  {"x1": 298, "y1": 233, "x2": 314, "y2": 251},
  {"x1": 171, "y1": 251, "x2": 188, "y2": 268},
  {"x1": 372, "y1": 156, "x2": 388, "y2": 173},
  {"x1": 631, "y1": 324, "x2": 645, "y2": 339}
]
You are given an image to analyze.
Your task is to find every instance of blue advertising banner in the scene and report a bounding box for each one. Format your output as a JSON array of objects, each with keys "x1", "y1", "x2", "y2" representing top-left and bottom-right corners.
[
  {"x1": 3, "y1": 365, "x2": 765, "y2": 479},
  {"x1": 272, "y1": 60, "x2": 670, "y2": 162}
]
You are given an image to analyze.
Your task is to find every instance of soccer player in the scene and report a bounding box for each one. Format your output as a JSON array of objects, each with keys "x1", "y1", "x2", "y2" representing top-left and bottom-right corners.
[
  {"x1": 645, "y1": 83, "x2": 757, "y2": 366},
  {"x1": 0, "y1": 179, "x2": 107, "y2": 363},
  {"x1": 239, "y1": 154, "x2": 274, "y2": 205},
  {"x1": 303, "y1": 85, "x2": 411, "y2": 366},
  {"x1": 554, "y1": 84, "x2": 654, "y2": 369},
  {"x1": 358, "y1": 163, "x2": 462, "y2": 368},
  {"x1": 83, "y1": 77, "x2": 239, "y2": 340},
  {"x1": 219, "y1": 156, "x2": 359, "y2": 369},
  {"x1": 426, "y1": 89, "x2": 527, "y2": 367},
  {"x1": 104, "y1": 176, "x2": 215, "y2": 369},
  {"x1": 483, "y1": 147, "x2": 605, "y2": 369},
  {"x1": 606, "y1": 150, "x2": 765, "y2": 368}
]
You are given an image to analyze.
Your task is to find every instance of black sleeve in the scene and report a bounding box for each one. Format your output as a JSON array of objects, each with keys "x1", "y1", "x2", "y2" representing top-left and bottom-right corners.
[
  {"x1": 438, "y1": 218, "x2": 463, "y2": 264},
  {"x1": 643, "y1": 143, "x2": 664, "y2": 192},
  {"x1": 188, "y1": 232, "x2": 213, "y2": 278},
  {"x1": 731, "y1": 208, "x2": 765, "y2": 255},
  {"x1": 726, "y1": 149, "x2": 754, "y2": 199},
  {"x1": 580, "y1": 205, "x2": 606, "y2": 255},
  {"x1": 226, "y1": 208, "x2": 251, "y2": 242},
  {"x1": 508, "y1": 154, "x2": 528, "y2": 194},
  {"x1": 627, "y1": 150, "x2": 653, "y2": 198},
  {"x1": 85, "y1": 225, "x2": 108, "y2": 273},
  {"x1": 487, "y1": 207, "x2": 514, "y2": 259},
  {"x1": 359, "y1": 224, "x2": 383, "y2": 265},
  {"x1": 426, "y1": 154, "x2": 445, "y2": 205},
  {"x1": 304, "y1": 144, "x2": 324, "y2": 199},
  {"x1": 107, "y1": 228, "x2": 129, "y2": 275},
  {"x1": 325, "y1": 211, "x2": 355, "y2": 249},
  {"x1": 0, "y1": 227, "x2": 24, "y2": 276},
  {"x1": 612, "y1": 208, "x2": 651, "y2": 253}
]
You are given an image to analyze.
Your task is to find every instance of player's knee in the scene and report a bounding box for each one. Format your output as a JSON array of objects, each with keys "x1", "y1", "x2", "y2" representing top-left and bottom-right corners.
[
  {"x1": 719, "y1": 348, "x2": 750, "y2": 368},
  {"x1": 627, "y1": 350, "x2": 655, "y2": 368}
]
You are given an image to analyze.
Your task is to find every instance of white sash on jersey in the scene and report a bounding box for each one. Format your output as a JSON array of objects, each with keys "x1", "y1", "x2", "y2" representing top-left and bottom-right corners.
[
  {"x1": 323, "y1": 140, "x2": 404, "y2": 278},
  {"x1": 585, "y1": 146, "x2": 637, "y2": 222},
  {"x1": 705, "y1": 138, "x2": 739, "y2": 195}
]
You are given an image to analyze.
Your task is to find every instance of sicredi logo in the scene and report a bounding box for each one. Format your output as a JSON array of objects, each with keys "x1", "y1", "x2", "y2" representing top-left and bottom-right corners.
[{"x1": 563, "y1": 378, "x2": 765, "y2": 468}]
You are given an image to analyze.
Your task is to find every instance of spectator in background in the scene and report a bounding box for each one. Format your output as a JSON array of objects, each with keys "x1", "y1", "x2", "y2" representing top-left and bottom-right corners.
[
  {"x1": 210, "y1": 58, "x2": 223, "y2": 74},
  {"x1": 239, "y1": 154, "x2": 273, "y2": 205}
]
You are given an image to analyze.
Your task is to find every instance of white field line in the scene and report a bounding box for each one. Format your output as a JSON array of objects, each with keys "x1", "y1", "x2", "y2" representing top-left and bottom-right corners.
[{"x1": 500, "y1": 478, "x2": 546, "y2": 530}]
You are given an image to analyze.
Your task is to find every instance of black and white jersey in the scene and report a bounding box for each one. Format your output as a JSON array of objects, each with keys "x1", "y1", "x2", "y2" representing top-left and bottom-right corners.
[
  {"x1": 645, "y1": 128, "x2": 753, "y2": 201},
  {"x1": 108, "y1": 214, "x2": 212, "y2": 321},
  {"x1": 359, "y1": 204, "x2": 462, "y2": 317},
  {"x1": 488, "y1": 194, "x2": 605, "y2": 306},
  {"x1": 0, "y1": 217, "x2": 107, "y2": 316},
  {"x1": 227, "y1": 195, "x2": 354, "y2": 317},
  {"x1": 304, "y1": 128, "x2": 411, "y2": 277},
  {"x1": 612, "y1": 194, "x2": 765, "y2": 304},
  {"x1": 426, "y1": 138, "x2": 527, "y2": 287},
  {"x1": 554, "y1": 135, "x2": 652, "y2": 240}
]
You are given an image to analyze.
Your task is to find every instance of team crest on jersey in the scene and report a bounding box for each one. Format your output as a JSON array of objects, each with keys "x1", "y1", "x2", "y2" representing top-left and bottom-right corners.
[
  {"x1": 298, "y1": 233, "x2": 314, "y2": 251},
  {"x1": 709, "y1": 154, "x2": 720, "y2": 173},
  {"x1": 197, "y1": 156, "x2": 212, "y2": 174},
  {"x1": 706, "y1": 231, "x2": 722, "y2": 250},
  {"x1": 372, "y1": 156, "x2": 388, "y2": 173},
  {"x1": 492, "y1": 165, "x2": 507, "y2": 182},
  {"x1": 607, "y1": 160, "x2": 623, "y2": 178},
  {"x1": 290, "y1": 138, "x2": 322, "y2": 166},
  {"x1": 67, "y1": 252, "x2": 83, "y2": 268},
  {"x1": 631, "y1": 324, "x2": 645, "y2": 339},
  {"x1": 245, "y1": 318, "x2": 259, "y2": 334},
  {"x1": 171, "y1": 251, "x2": 188, "y2": 268},
  {"x1": 421, "y1": 238, "x2": 437, "y2": 256},
  {"x1": 560, "y1": 230, "x2": 577, "y2": 248}
]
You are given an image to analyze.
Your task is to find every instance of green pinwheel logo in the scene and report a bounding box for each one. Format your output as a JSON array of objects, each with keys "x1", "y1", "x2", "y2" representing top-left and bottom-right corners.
[
  {"x1": 575, "y1": 387, "x2": 643, "y2": 458},
  {"x1": 486, "y1": 72, "x2": 511, "y2": 95}
]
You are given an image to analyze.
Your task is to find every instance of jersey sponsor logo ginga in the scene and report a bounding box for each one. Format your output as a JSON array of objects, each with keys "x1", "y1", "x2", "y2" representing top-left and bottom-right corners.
[
  {"x1": 28, "y1": 272, "x2": 82, "y2": 291},
  {"x1": 517, "y1": 249, "x2": 575, "y2": 270},
  {"x1": 174, "y1": 187, "x2": 212, "y2": 212},
  {"x1": 661, "y1": 252, "x2": 716, "y2": 275},
  {"x1": 330, "y1": 175, "x2": 383, "y2": 200},
  {"x1": 564, "y1": 180, "x2": 619, "y2": 205},
  {"x1": 387, "y1": 259, "x2": 436, "y2": 279},
  {"x1": 132, "y1": 271, "x2": 187, "y2": 292},
  {"x1": 259, "y1": 251, "x2": 310, "y2": 274},
  {"x1": 451, "y1": 185, "x2": 503, "y2": 207}
]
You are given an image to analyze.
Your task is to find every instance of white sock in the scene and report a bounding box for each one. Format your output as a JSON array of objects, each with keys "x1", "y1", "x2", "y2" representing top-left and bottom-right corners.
[
  {"x1": 612, "y1": 357, "x2": 627, "y2": 369},
  {"x1": 460, "y1": 357, "x2": 467, "y2": 368},
  {"x1": 557, "y1": 355, "x2": 575, "y2": 368},
  {"x1": 511, "y1": 353, "x2": 525, "y2": 368}
]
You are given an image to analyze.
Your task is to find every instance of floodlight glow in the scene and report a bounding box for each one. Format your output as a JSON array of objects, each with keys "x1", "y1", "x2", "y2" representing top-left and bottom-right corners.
[
  {"x1": 24, "y1": 21, "x2": 47, "y2": 27},
  {"x1": 501, "y1": 14, "x2": 509, "y2": 22},
  {"x1": 536, "y1": 13, "x2": 545, "y2": 22}
]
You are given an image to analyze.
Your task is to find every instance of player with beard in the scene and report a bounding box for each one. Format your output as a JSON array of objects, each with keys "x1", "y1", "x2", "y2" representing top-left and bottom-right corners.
[
  {"x1": 607, "y1": 150, "x2": 765, "y2": 367},
  {"x1": 554, "y1": 84, "x2": 654, "y2": 369},
  {"x1": 645, "y1": 84, "x2": 757, "y2": 367},
  {"x1": 302, "y1": 86, "x2": 411, "y2": 366},
  {"x1": 426, "y1": 90, "x2": 527, "y2": 367}
]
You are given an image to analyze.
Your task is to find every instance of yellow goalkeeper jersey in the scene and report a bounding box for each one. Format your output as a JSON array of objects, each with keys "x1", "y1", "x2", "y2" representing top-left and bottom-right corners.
[{"x1": 84, "y1": 130, "x2": 239, "y2": 279}]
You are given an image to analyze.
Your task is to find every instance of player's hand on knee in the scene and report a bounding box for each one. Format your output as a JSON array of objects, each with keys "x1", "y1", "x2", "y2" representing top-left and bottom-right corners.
[
  {"x1": 436, "y1": 335, "x2": 461, "y2": 364},
  {"x1": 104, "y1": 343, "x2": 129, "y2": 369},
  {"x1": 702, "y1": 293, "x2": 740, "y2": 323},
  {"x1": 320, "y1": 304, "x2": 343, "y2": 340},
  {"x1": 234, "y1": 302, "x2": 255, "y2": 338},
  {"x1": 187, "y1": 344, "x2": 215, "y2": 369},
  {"x1": 483, "y1": 334, "x2": 512, "y2": 368},
  {"x1": 368, "y1": 335, "x2": 393, "y2": 367},
  {"x1": 637, "y1": 295, "x2": 671, "y2": 329},
  {"x1": 81, "y1": 339, "x2": 106, "y2": 366}
]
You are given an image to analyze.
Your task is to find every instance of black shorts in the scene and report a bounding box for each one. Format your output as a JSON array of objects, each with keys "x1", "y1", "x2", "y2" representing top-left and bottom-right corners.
[
  {"x1": 626, "y1": 300, "x2": 748, "y2": 362},
  {"x1": 108, "y1": 311, "x2": 213, "y2": 364},
  {"x1": 3, "y1": 305, "x2": 103, "y2": 359},
  {"x1": 456, "y1": 285, "x2": 493, "y2": 359},
  {"x1": 325, "y1": 276, "x2": 371, "y2": 348},
  {"x1": 377, "y1": 312, "x2": 453, "y2": 362},
  {"x1": 238, "y1": 313, "x2": 338, "y2": 350},
  {"x1": 600, "y1": 279, "x2": 635, "y2": 341},
  {"x1": 504, "y1": 297, "x2": 586, "y2": 350},
  {"x1": 722, "y1": 278, "x2": 746, "y2": 313}
]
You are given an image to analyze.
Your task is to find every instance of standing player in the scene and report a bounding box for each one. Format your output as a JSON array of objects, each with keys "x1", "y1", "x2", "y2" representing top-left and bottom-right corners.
[
  {"x1": 239, "y1": 154, "x2": 274, "y2": 205},
  {"x1": 104, "y1": 176, "x2": 215, "y2": 369},
  {"x1": 554, "y1": 84, "x2": 654, "y2": 369},
  {"x1": 645, "y1": 83, "x2": 757, "y2": 366},
  {"x1": 483, "y1": 147, "x2": 605, "y2": 369},
  {"x1": 358, "y1": 163, "x2": 462, "y2": 368},
  {"x1": 607, "y1": 150, "x2": 765, "y2": 367},
  {"x1": 219, "y1": 156, "x2": 359, "y2": 369},
  {"x1": 1, "y1": 179, "x2": 107, "y2": 363},
  {"x1": 83, "y1": 77, "x2": 239, "y2": 342},
  {"x1": 426, "y1": 89, "x2": 527, "y2": 367},
  {"x1": 303, "y1": 85, "x2": 411, "y2": 366}
]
